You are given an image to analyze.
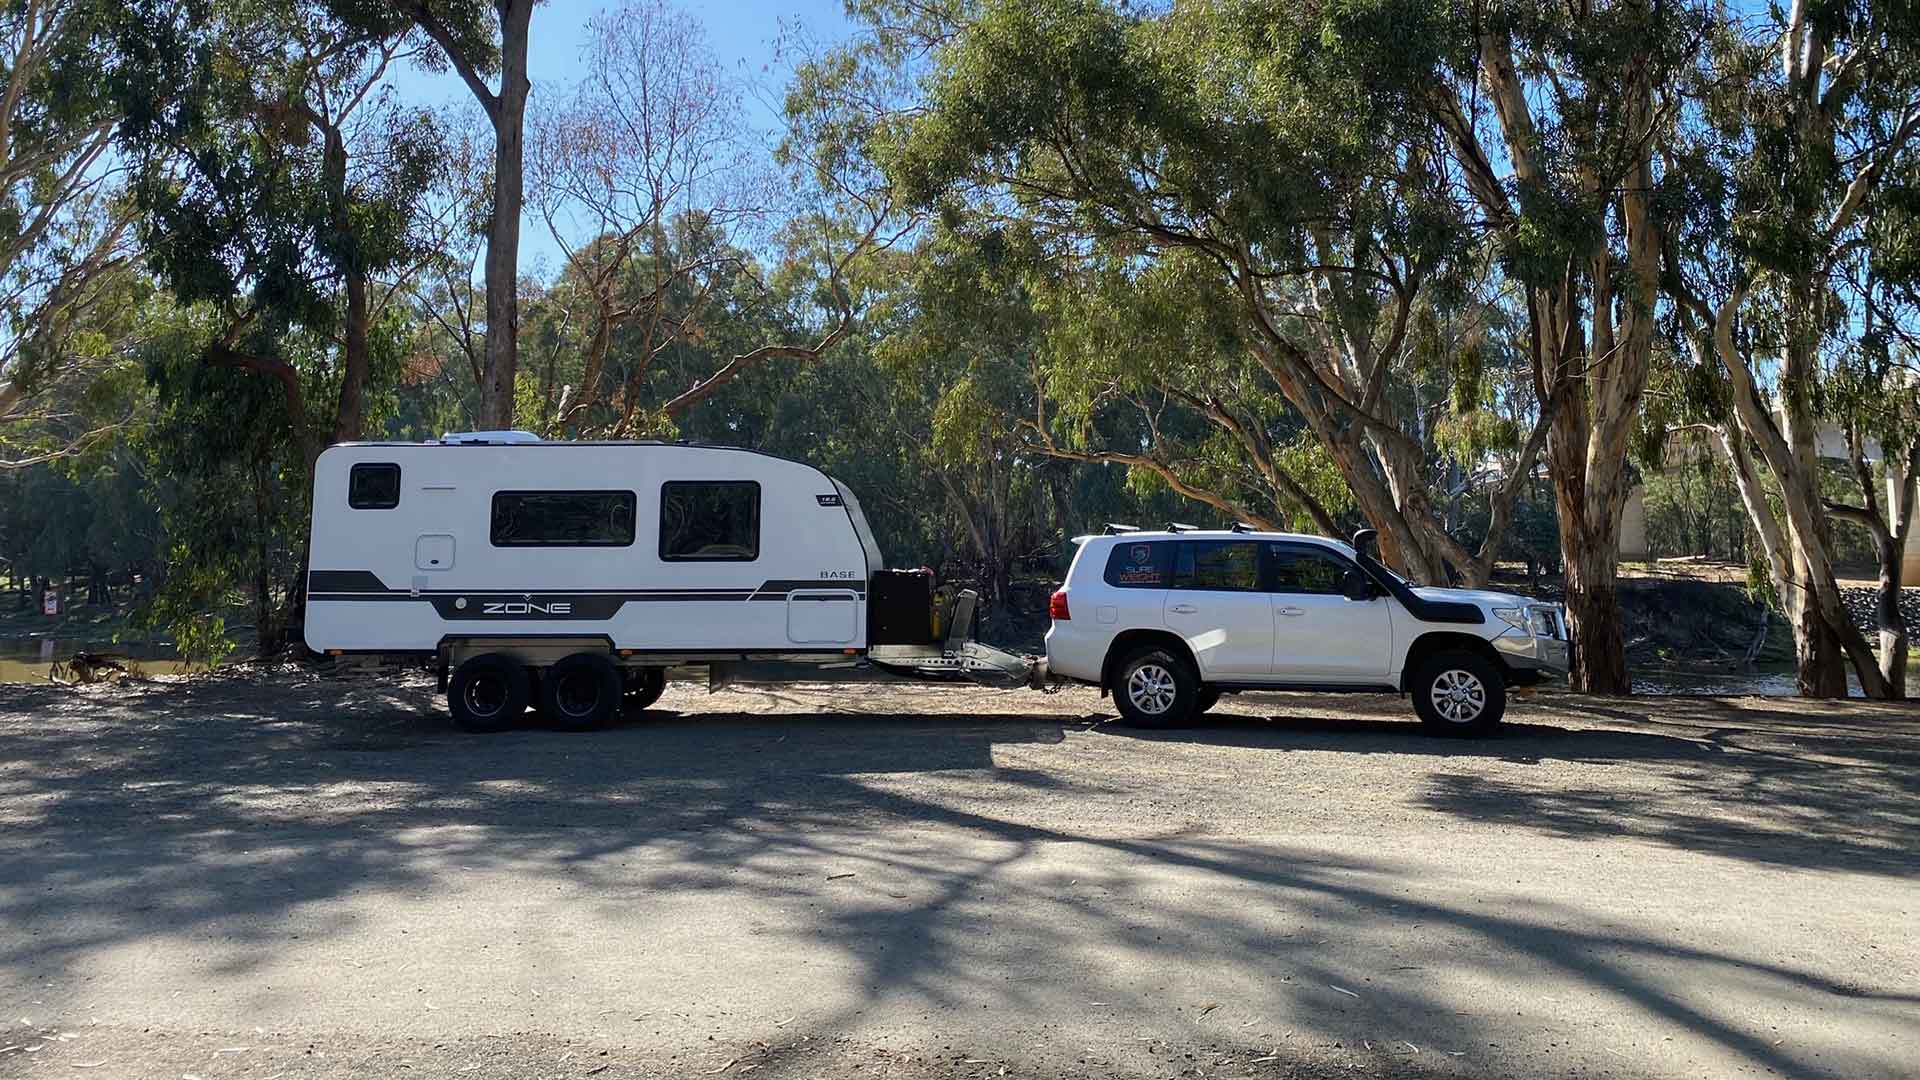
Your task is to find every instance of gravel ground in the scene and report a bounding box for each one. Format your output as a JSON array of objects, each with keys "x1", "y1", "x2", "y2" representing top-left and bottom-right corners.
[{"x1": 1, "y1": 667, "x2": 1916, "y2": 1079}]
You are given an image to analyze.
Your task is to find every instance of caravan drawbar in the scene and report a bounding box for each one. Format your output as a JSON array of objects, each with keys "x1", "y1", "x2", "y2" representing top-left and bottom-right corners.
[{"x1": 305, "y1": 433, "x2": 1038, "y2": 731}]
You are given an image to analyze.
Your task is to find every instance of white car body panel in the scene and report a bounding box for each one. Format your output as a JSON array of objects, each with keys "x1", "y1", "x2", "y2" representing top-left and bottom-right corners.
[{"x1": 1044, "y1": 529, "x2": 1568, "y2": 689}]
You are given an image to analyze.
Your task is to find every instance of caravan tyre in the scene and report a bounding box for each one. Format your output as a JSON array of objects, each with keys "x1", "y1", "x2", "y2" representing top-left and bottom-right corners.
[
  {"x1": 449, "y1": 654, "x2": 530, "y2": 733},
  {"x1": 540, "y1": 653, "x2": 623, "y2": 732},
  {"x1": 624, "y1": 667, "x2": 667, "y2": 712}
]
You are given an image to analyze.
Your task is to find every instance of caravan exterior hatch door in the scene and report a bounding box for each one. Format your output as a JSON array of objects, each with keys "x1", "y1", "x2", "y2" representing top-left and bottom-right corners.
[
  {"x1": 787, "y1": 588, "x2": 858, "y2": 644},
  {"x1": 416, "y1": 533, "x2": 455, "y2": 571}
]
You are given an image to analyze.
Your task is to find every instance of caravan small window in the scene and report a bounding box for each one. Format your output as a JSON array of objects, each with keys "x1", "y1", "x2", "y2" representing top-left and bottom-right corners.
[
  {"x1": 660, "y1": 481, "x2": 760, "y2": 561},
  {"x1": 348, "y1": 463, "x2": 401, "y2": 509},
  {"x1": 490, "y1": 490, "x2": 637, "y2": 547}
]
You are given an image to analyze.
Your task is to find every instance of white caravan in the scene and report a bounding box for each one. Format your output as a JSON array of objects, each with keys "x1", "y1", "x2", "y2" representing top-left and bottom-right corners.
[{"x1": 306, "y1": 433, "x2": 1025, "y2": 731}]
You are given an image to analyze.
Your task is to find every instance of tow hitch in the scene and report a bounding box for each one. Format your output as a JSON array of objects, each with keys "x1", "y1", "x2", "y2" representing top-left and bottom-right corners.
[{"x1": 868, "y1": 589, "x2": 1053, "y2": 688}]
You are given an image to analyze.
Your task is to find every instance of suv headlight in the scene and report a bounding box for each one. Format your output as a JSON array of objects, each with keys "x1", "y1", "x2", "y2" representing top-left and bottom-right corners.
[{"x1": 1493, "y1": 607, "x2": 1528, "y2": 632}]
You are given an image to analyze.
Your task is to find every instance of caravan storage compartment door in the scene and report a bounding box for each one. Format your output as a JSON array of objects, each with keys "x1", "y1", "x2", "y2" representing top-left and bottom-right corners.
[{"x1": 787, "y1": 589, "x2": 859, "y2": 644}]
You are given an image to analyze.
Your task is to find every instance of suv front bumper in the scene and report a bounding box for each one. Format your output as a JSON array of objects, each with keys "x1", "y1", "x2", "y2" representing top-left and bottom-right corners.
[{"x1": 1492, "y1": 605, "x2": 1571, "y2": 676}]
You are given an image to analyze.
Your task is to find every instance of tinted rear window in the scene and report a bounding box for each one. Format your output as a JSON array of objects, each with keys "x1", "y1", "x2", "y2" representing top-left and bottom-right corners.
[
  {"x1": 1103, "y1": 541, "x2": 1173, "y2": 587},
  {"x1": 1173, "y1": 540, "x2": 1261, "y2": 591}
]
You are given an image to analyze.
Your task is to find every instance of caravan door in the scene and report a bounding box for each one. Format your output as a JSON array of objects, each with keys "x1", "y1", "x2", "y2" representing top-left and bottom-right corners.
[{"x1": 787, "y1": 588, "x2": 859, "y2": 644}]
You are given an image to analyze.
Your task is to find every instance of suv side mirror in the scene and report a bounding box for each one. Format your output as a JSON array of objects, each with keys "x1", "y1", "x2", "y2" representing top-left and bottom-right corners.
[{"x1": 1342, "y1": 569, "x2": 1378, "y2": 602}]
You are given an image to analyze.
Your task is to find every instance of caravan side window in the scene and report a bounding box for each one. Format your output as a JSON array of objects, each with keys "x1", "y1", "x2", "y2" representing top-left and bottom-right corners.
[
  {"x1": 348, "y1": 463, "x2": 401, "y2": 509},
  {"x1": 660, "y1": 481, "x2": 760, "y2": 561},
  {"x1": 490, "y1": 491, "x2": 637, "y2": 547}
]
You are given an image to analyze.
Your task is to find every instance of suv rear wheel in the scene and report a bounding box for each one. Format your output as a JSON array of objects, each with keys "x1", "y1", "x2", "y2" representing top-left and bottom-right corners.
[
  {"x1": 1111, "y1": 646, "x2": 1199, "y2": 728},
  {"x1": 1410, "y1": 650, "x2": 1506, "y2": 736}
]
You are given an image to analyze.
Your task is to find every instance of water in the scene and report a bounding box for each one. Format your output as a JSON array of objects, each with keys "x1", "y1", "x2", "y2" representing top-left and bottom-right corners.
[
  {"x1": 1632, "y1": 666, "x2": 1859, "y2": 697},
  {"x1": 0, "y1": 637, "x2": 191, "y2": 683}
]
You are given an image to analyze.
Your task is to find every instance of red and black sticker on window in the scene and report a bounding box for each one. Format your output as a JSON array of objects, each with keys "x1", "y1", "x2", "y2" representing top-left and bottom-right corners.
[{"x1": 1103, "y1": 541, "x2": 1172, "y2": 588}]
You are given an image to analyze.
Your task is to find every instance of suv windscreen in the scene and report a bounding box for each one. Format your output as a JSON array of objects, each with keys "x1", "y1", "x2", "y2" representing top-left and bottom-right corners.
[{"x1": 1172, "y1": 540, "x2": 1261, "y2": 591}]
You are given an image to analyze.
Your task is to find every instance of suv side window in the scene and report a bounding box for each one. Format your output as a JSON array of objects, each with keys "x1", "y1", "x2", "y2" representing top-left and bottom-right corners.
[
  {"x1": 1268, "y1": 543, "x2": 1354, "y2": 595},
  {"x1": 1173, "y1": 540, "x2": 1261, "y2": 591},
  {"x1": 1103, "y1": 541, "x2": 1174, "y2": 588}
]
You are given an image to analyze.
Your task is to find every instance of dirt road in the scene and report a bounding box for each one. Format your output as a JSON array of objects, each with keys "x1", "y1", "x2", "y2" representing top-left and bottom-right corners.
[{"x1": 1, "y1": 670, "x2": 1915, "y2": 1078}]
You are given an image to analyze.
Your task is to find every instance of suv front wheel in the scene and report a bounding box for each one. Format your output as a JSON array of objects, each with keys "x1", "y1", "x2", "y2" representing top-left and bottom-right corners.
[
  {"x1": 1410, "y1": 650, "x2": 1506, "y2": 736},
  {"x1": 1111, "y1": 646, "x2": 1199, "y2": 728}
]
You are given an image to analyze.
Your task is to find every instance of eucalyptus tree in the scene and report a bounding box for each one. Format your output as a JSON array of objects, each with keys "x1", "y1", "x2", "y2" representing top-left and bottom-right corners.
[
  {"x1": 846, "y1": 0, "x2": 1550, "y2": 588},
  {"x1": 0, "y1": 0, "x2": 141, "y2": 467},
  {"x1": 1661, "y1": 0, "x2": 1920, "y2": 697},
  {"x1": 1824, "y1": 331, "x2": 1920, "y2": 696},
  {"x1": 90, "y1": 0, "x2": 442, "y2": 464},
  {"x1": 1400, "y1": 0, "x2": 1709, "y2": 691},
  {"x1": 528, "y1": 0, "x2": 763, "y2": 437},
  {"x1": 393, "y1": 0, "x2": 536, "y2": 429}
]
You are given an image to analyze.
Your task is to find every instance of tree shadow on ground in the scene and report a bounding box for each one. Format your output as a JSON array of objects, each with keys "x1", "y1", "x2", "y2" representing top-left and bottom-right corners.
[{"x1": 0, "y1": 672, "x2": 1914, "y2": 1078}]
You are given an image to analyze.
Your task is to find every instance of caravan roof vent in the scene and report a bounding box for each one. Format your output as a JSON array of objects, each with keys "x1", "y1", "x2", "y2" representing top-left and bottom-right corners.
[{"x1": 441, "y1": 430, "x2": 542, "y2": 445}]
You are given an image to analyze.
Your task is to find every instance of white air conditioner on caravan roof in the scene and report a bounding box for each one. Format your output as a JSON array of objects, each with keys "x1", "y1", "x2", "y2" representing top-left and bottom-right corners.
[{"x1": 440, "y1": 430, "x2": 542, "y2": 444}]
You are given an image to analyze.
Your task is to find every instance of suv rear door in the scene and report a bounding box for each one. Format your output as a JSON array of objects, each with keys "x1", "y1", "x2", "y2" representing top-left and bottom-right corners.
[
  {"x1": 1097, "y1": 538, "x2": 1174, "y2": 635},
  {"x1": 1164, "y1": 539, "x2": 1272, "y2": 676}
]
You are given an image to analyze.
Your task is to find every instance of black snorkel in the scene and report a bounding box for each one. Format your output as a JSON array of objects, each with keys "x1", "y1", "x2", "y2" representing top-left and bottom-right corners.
[{"x1": 1347, "y1": 528, "x2": 1485, "y2": 625}]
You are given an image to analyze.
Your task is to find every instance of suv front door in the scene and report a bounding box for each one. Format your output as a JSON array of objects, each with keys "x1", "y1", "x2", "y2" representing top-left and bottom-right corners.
[
  {"x1": 1164, "y1": 540, "x2": 1272, "y2": 677},
  {"x1": 1265, "y1": 542, "x2": 1391, "y2": 681}
]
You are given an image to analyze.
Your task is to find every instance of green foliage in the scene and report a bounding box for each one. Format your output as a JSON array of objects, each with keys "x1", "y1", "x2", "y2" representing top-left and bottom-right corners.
[
  {"x1": 1640, "y1": 459, "x2": 1753, "y2": 563},
  {"x1": 111, "y1": 4, "x2": 437, "y2": 293},
  {"x1": 122, "y1": 301, "x2": 314, "y2": 654}
]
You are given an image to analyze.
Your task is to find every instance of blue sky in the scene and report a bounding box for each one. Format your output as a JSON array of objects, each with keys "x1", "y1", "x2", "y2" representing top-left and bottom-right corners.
[{"x1": 385, "y1": 0, "x2": 858, "y2": 273}]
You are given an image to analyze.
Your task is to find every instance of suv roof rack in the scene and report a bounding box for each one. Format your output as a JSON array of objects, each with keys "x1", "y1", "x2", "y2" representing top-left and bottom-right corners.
[
  {"x1": 1101, "y1": 523, "x2": 1139, "y2": 535},
  {"x1": 1229, "y1": 522, "x2": 1259, "y2": 533},
  {"x1": 1165, "y1": 522, "x2": 1201, "y2": 533}
]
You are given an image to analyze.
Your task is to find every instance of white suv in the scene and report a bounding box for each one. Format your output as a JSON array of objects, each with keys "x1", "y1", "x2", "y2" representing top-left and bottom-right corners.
[{"x1": 1044, "y1": 527, "x2": 1569, "y2": 734}]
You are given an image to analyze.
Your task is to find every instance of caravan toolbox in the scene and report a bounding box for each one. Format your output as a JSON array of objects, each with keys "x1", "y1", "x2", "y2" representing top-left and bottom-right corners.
[
  {"x1": 305, "y1": 437, "x2": 1049, "y2": 731},
  {"x1": 869, "y1": 569, "x2": 937, "y2": 646}
]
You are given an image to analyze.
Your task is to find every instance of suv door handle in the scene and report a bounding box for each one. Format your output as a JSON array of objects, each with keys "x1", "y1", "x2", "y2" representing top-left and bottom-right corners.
[
  {"x1": 1277, "y1": 605, "x2": 1306, "y2": 617},
  {"x1": 1169, "y1": 603, "x2": 1199, "y2": 615}
]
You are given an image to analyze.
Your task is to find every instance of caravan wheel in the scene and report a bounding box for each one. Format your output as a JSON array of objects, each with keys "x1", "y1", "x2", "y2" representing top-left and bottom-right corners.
[
  {"x1": 624, "y1": 667, "x2": 667, "y2": 712},
  {"x1": 448, "y1": 654, "x2": 530, "y2": 733},
  {"x1": 539, "y1": 653, "x2": 623, "y2": 732}
]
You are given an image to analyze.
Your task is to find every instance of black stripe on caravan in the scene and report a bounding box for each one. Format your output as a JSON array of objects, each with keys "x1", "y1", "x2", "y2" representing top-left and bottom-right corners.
[
  {"x1": 308, "y1": 570, "x2": 390, "y2": 593},
  {"x1": 314, "y1": 588, "x2": 756, "y2": 595},
  {"x1": 309, "y1": 571, "x2": 864, "y2": 597}
]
